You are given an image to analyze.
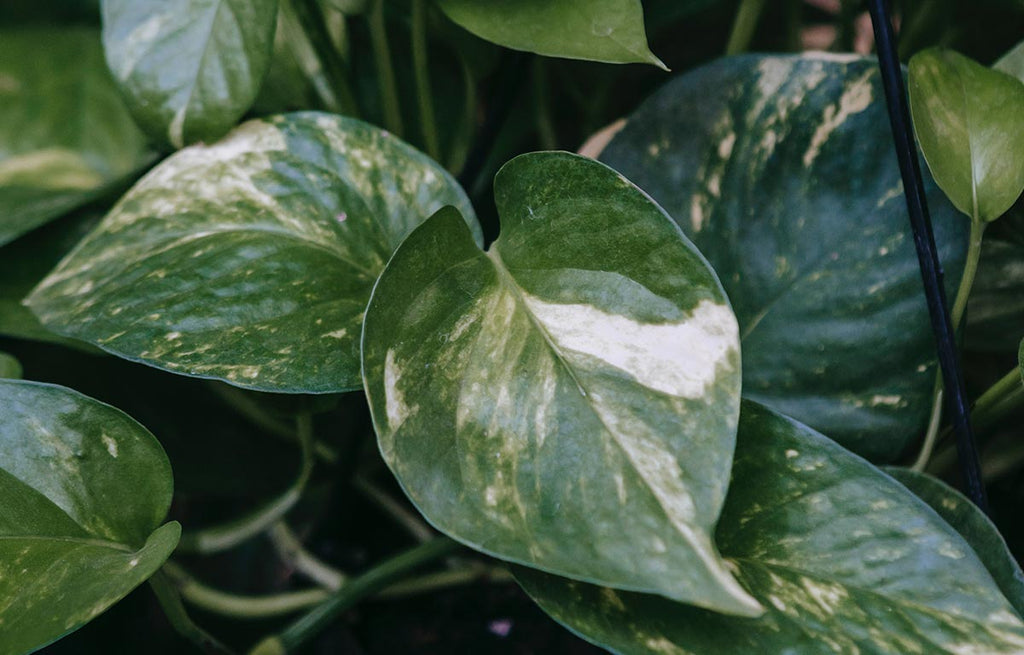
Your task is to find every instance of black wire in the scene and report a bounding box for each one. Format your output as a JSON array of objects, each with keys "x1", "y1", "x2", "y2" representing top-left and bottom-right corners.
[{"x1": 866, "y1": 0, "x2": 988, "y2": 511}]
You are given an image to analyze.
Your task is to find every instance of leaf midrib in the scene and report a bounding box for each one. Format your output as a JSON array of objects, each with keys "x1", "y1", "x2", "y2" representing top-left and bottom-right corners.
[{"x1": 0, "y1": 534, "x2": 133, "y2": 552}]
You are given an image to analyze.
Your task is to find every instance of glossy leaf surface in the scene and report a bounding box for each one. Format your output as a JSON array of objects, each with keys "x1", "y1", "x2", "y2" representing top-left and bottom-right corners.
[
  {"x1": 886, "y1": 467, "x2": 1024, "y2": 617},
  {"x1": 28, "y1": 113, "x2": 478, "y2": 393},
  {"x1": 517, "y1": 402, "x2": 1024, "y2": 654},
  {"x1": 363, "y1": 152, "x2": 758, "y2": 615},
  {"x1": 0, "y1": 28, "x2": 151, "y2": 247},
  {"x1": 600, "y1": 54, "x2": 968, "y2": 460},
  {"x1": 909, "y1": 48, "x2": 1024, "y2": 222},
  {"x1": 436, "y1": 0, "x2": 664, "y2": 68},
  {"x1": 102, "y1": 0, "x2": 279, "y2": 148},
  {"x1": 0, "y1": 380, "x2": 179, "y2": 654}
]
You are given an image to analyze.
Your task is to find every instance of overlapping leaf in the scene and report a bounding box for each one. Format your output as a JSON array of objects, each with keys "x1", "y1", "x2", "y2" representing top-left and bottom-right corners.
[
  {"x1": 436, "y1": 0, "x2": 664, "y2": 68},
  {"x1": 27, "y1": 113, "x2": 478, "y2": 393},
  {"x1": 362, "y1": 152, "x2": 759, "y2": 615},
  {"x1": 909, "y1": 48, "x2": 1024, "y2": 222},
  {"x1": 966, "y1": 216, "x2": 1024, "y2": 352},
  {"x1": 599, "y1": 54, "x2": 968, "y2": 460},
  {"x1": 0, "y1": 379, "x2": 179, "y2": 654},
  {"x1": 517, "y1": 402, "x2": 1024, "y2": 654},
  {"x1": 0, "y1": 28, "x2": 151, "y2": 247},
  {"x1": 101, "y1": 0, "x2": 279, "y2": 148}
]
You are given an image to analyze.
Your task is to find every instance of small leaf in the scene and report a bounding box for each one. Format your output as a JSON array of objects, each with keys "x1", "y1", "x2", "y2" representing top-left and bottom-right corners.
[
  {"x1": 909, "y1": 48, "x2": 1024, "y2": 222},
  {"x1": 516, "y1": 402, "x2": 1024, "y2": 654},
  {"x1": 0, "y1": 352, "x2": 22, "y2": 379},
  {"x1": 436, "y1": 0, "x2": 665, "y2": 68},
  {"x1": 0, "y1": 28, "x2": 152, "y2": 247},
  {"x1": 886, "y1": 467, "x2": 1024, "y2": 618},
  {"x1": 363, "y1": 152, "x2": 759, "y2": 616},
  {"x1": 995, "y1": 39, "x2": 1024, "y2": 85},
  {"x1": 600, "y1": 54, "x2": 968, "y2": 460},
  {"x1": 27, "y1": 113, "x2": 478, "y2": 393},
  {"x1": 102, "y1": 0, "x2": 279, "y2": 148},
  {"x1": 0, "y1": 379, "x2": 179, "y2": 654}
]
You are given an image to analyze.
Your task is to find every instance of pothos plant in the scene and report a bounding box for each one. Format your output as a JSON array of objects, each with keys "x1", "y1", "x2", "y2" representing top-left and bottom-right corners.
[{"x1": 2, "y1": 1, "x2": 1024, "y2": 654}]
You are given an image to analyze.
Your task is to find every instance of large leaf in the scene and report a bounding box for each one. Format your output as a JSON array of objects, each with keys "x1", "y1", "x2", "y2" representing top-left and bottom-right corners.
[
  {"x1": 516, "y1": 401, "x2": 1024, "y2": 654},
  {"x1": 0, "y1": 28, "x2": 152, "y2": 247},
  {"x1": 599, "y1": 54, "x2": 968, "y2": 460},
  {"x1": 436, "y1": 0, "x2": 664, "y2": 68},
  {"x1": 362, "y1": 152, "x2": 759, "y2": 616},
  {"x1": 0, "y1": 379, "x2": 179, "y2": 654},
  {"x1": 886, "y1": 467, "x2": 1024, "y2": 618},
  {"x1": 909, "y1": 48, "x2": 1024, "y2": 222},
  {"x1": 101, "y1": 0, "x2": 279, "y2": 148},
  {"x1": 27, "y1": 113, "x2": 478, "y2": 393}
]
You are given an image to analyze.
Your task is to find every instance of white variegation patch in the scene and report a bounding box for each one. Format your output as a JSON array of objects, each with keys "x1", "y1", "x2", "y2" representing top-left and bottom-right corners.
[{"x1": 384, "y1": 350, "x2": 411, "y2": 429}]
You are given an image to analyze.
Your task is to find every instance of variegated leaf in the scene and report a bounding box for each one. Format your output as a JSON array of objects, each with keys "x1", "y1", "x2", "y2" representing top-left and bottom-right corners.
[
  {"x1": 0, "y1": 28, "x2": 152, "y2": 247},
  {"x1": 0, "y1": 379, "x2": 179, "y2": 654},
  {"x1": 362, "y1": 152, "x2": 760, "y2": 616},
  {"x1": 101, "y1": 0, "x2": 279, "y2": 148},
  {"x1": 27, "y1": 113, "x2": 479, "y2": 393},
  {"x1": 516, "y1": 401, "x2": 1024, "y2": 654},
  {"x1": 599, "y1": 53, "x2": 968, "y2": 460}
]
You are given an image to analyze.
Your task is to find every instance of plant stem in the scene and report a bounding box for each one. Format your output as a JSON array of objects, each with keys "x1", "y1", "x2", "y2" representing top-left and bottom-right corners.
[
  {"x1": 867, "y1": 0, "x2": 987, "y2": 511},
  {"x1": 268, "y1": 522, "x2": 346, "y2": 590},
  {"x1": 368, "y1": 0, "x2": 404, "y2": 137},
  {"x1": 353, "y1": 476, "x2": 435, "y2": 543},
  {"x1": 290, "y1": 0, "x2": 360, "y2": 116},
  {"x1": 163, "y1": 561, "x2": 329, "y2": 619},
  {"x1": 445, "y1": 59, "x2": 477, "y2": 175},
  {"x1": 533, "y1": 59, "x2": 557, "y2": 150},
  {"x1": 377, "y1": 565, "x2": 513, "y2": 598},
  {"x1": 983, "y1": 438, "x2": 1024, "y2": 483},
  {"x1": 411, "y1": 0, "x2": 440, "y2": 160},
  {"x1": 972, "y1": 367, "x2": 1024, "y2": 432},
  {"x1": 725, "y1": 0, "x2": 766, "y2": 55},
  {"x1": 150, "y1": 571, "x2": 236, "y2": 654},
  {"x1": 911, "y1": 383, "x2": 943, "y2": 472},
  {"x1": 178, "y1": 412, "x2": 315, "y2": 554},
  {"x1": 249, "y1": 538, "x2": 460, "y2": 655}
]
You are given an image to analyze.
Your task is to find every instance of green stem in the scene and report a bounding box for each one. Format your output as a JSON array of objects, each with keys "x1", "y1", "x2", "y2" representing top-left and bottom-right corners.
[
  {"x1": 368, "y1": 0, "x2": 404, "y2": 137},
  {"x1": 290, "y1": 0, "x2": 360, "y2": 116},
  {"x1": 378, "y1": 565, "x2": 513, "y2": 598},
  {"x1": 163, "y1": 562, "x2": 328, "y2": 620},
  {"x1": 354, "y1": 476, "x2": 435, "y2": 543},
  {"x1": 533, "y1": 59, "x2": 557, "y2": 150},
  {"x1": 445, "y1": 59, "x2": 477, "y2": 175},
  {"x1": 250, "y1": 539, "x2": 460, "y2": 655},
  {"x1": 972, "y1": 369, "x2": 1024, "y2": 433},
  {"x1": 725, "y1": 0, "x2": 767, "y2": 55},
  {"x1": 150, "y1": 571, "x2": 236, "y2": 654},
  {"x1": 178, "y1": 412, "x2": 315, "y2": 554},
  {"x1": 983, "y1": 438, "x2": 1024, "y2": 483},
  {"x1": 411, "y1": 0, "x2": 440, "y2": 159},
  {"x1": 912, "y1": 219, "x2": 986, "y2": 470},
  {"x1": 268, "y1": 522, "x2": 346, "y2": 590}
]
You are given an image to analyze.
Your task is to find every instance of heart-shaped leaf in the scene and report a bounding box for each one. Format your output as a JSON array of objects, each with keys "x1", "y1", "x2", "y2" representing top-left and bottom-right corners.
[
  {"x1": 0, "y1": 28, "x2": 152, "y2": 247},
  {"x1": 27, "y1": 113, "x2": 478, "y2": 393},
  {"x1": 516, "y1": 401, "x2": 1024, "y2": 654},
  {"x1": 0, "y1": 379, "x2": 179, "y2": 654},
  {"x1": 599, "y1": 54, "x2": 968, "y2": 460},
  {"x1": 886, "y1": 467, "x2": 1024, "y2": 618},
  {"x1": 436, "y1": 0, "x2": 665, "y2": 68},
  {"x1": 909, "y1": 48, "x2": 1024, "y2": 223},
  {"x1": 362, "y1": 152, "x2": 759, "y2": 616},
  {"x1": 101, "y1": 0, "x2": 279, "y2": 148}
]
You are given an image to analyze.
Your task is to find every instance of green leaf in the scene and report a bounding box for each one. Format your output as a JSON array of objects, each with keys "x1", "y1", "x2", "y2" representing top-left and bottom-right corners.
[
  {"x1": 909, "y1": 48, "x2": 1024, "y2": 222},
  {"x1": 362, "y1": 152, "x2": 759, "y2": 616},
  {"x1": 0, "y1": 28, "x2": 152, "y2": 247},
  {"x1": 27, "y1": 113, "x2": 478, "y2": 393},
  {"x1": 435, "y1": 0, "x2": 665, "y2": 68},
  {"x1": 101, "y1": 0, "x2": 279, "y2": 148},
  {"x1": 0, "y1": 352, "x2": 22, "y2": 379},
  {"x1": 516, "y1": 401, "x2": 1024, "y2": 654},
  {"x1": 966, "y1": 224, "x2": 1024, "y2": 352},
  {"x1": 599, "y1": 53, "x2": 969, "y2": 461},
  {"x1": 885, "y1": 467, "x2": 1024, "y2": 618},
  {"x1": 0, "y1": 379, "x2": 179, "y2": 654},
  {"x1": 995, "y1": 39, "x2": 1024, "y2": 85}
]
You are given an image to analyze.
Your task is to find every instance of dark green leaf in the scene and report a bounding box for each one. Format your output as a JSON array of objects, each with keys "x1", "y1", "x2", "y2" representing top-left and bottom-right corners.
[
  {"x1": 0, "y1": 28, "x2": 152, "y2": 247},
  {"x1": 517, "y1": 402, "x2": 1024, "y2": 654},
  {"x1": 886, "y1": 467, "x2": 1024, "y2": 618},
  {"x1": 101, "y1": 0, "x2": 279, "y2": 148},
  {"x1": 966, "y1": 225, "x2": 1024, "y2": 352},
  {"x1": 600, "y1": 54, "x2": 968, "y2": 460},
  {"x1": 909, "y1": 48, "x2": 1024, "y2": 222},
  {"x1": 436, "y1": 0, "x2": 665, "y2": 68},
  {"x1": 363, "y1": 152, "x2": 759, "y2": 615},
  {"x1": 0, "y1": 379, "x2": 179, "y2": 654},
  {"x1": 27, "y1": 113, "x2": 478, "y2": 393},
  {"x1": 0, "y1": 352, "x2": 22, "y2": 379}
]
